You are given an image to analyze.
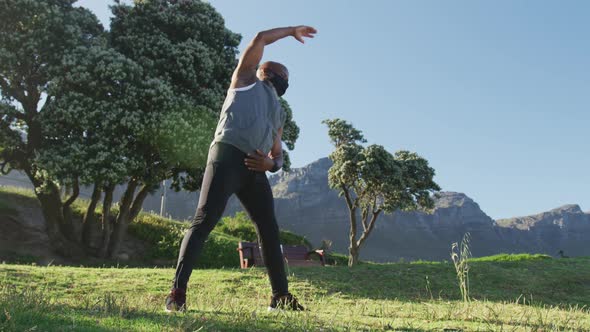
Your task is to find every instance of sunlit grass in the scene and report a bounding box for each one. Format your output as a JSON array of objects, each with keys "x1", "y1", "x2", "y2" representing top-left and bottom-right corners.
[
  {"x1": 2, "y1": 185, "x2": 589, "y2": 330},
  {"x1": 470, "y1": 253, "x2": 552, "y2": 262},
  {"x1": 1, "y1": 257, "x2": 589, "y2": 331}
]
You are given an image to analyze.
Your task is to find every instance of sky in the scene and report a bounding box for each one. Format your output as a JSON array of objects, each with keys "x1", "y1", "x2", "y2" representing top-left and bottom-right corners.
[{"x1": 76, "y1": 0, "x2": 590, "y2": 219}]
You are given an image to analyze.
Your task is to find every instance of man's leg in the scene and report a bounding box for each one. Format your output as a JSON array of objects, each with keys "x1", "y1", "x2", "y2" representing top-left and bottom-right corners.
[
  {"x1": 173, "y1": 161, "x2": 239, "y2": 290},
  {"x1": 236, "y1": 172, "x2": 288, "y2": 296}
]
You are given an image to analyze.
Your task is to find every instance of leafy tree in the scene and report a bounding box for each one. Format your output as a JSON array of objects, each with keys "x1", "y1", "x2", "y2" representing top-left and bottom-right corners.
[
  {"x1": 38, "y1": 43, "x2": 182, "y2": 257},
  {"x1": 100, "y1": 0, "x2": 235, "y2": 258},
  {"x1": 102, "y1": 0, "x2": 300, "y2": 257},
  {"x1": 46, "y1": 0, "x2": 242, "y2": 258},
  {"x1": 279, "y1": 98, "x2": 299, "y2": 171},
  {"x1": 0, "y1": 0, "x2": 235, "y2": 257},
  {"x1": 0, "y1": 0, "x2": 300, "y2": 259},
  {"x1": 0, "y1": 0, "x2": 104, "y2": 255},
  {"x1": 323, "y1": 119, "x2": 441, "y2": 266}
]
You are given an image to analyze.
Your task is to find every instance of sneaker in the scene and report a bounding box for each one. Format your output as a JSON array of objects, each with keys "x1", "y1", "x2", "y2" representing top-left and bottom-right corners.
[
  {"x1": 165, "y1": 288, "x2": 186, "y2": 312},
  {"x1": 268, "y1": 293, "x2": 305, "y2": 311}
]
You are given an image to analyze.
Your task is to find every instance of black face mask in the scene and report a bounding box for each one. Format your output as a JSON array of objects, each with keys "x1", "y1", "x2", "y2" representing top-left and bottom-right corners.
[{"x1": 268, "y1": 72, "x2": 289, "y2": 97}]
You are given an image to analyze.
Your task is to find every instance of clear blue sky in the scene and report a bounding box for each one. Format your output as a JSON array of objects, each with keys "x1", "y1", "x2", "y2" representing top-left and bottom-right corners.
[{"x1": 77, "y1": 0, "x2": 590, "y2": 219}]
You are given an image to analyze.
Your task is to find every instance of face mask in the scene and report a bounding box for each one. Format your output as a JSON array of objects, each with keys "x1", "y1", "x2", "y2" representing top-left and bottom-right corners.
[{"x1": 268, "y1": 71, "x2": 289, "y2": 97}]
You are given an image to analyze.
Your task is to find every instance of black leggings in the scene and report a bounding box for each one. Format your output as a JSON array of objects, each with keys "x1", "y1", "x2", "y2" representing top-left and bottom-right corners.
[{"x1": 172, "y1": 142, "x2": 288, "y2": 296}]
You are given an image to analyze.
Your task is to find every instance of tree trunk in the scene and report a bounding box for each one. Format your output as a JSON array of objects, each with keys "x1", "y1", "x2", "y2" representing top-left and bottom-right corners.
[
  {"x1": 356, "y1": 209, "x2": 382, "y2": 250},
  {"x1": 348, "y1": 206, "x2": 358, "y2": 267},
  {"x1": 108, "y1": 182, "x2": 151, "y2": 259},
  {"x1": 81, "y1": 183, "x2": 102, "y2": 245},
  {"x1": 341, "y1": 185, "x2": 360, "y2": 267},
  {"x1": 40, "y1": 181, "x2": 77, "y2": 243},
  {"x1": 24, "y1": 168, "x2": 82, "y2": 257},
  {"x1": 107, "y1": 181, "x2": 137, "y2": 259},
  {"x1": 348, "y1": 243, "x2": 360, "y2": 267},
  {"x1": 35, "y1": 189, "x2": 81, "y2": 257},
  {"x1": 98, "y1": 184, "x2": 115, "y2": 258},
  {"x1": 129, "y1": 184, "x2": 150, "y2": 221},
  {"x1": 62, "y1": 178, "x2": 80, "y2": 239}
]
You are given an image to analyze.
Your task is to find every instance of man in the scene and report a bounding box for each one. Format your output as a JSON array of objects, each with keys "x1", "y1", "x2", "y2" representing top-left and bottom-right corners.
[{"x1": 165, "y1": 25, "x2": 317, "y2": 312}]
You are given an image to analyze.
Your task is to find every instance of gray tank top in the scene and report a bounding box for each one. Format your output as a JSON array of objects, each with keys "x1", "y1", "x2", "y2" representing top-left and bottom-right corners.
[{"x1": 211, "y1": 79, "x2": 286, "y2": 155}]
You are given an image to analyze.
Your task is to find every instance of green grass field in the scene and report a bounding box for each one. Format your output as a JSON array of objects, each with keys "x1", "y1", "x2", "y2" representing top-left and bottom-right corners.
[
  {"x1": 1, "y1": 185, "x2": 589, "y2": 330},
  {"x1": 1, "y1": 256, "x2": 589, "y2": 331}
]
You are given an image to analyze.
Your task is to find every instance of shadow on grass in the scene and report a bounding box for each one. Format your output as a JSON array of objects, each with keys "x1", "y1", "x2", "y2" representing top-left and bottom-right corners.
[
  {"x1": 3, "y1": 301, "x2": 399, "y2": 332},
  {"x1": 5, "y1": 299, "x2": 583, "y2": 332}
]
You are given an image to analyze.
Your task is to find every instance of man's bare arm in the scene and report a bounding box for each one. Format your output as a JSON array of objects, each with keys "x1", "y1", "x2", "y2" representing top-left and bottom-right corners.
[
  {"x1": 230, "y1": 26, "x2": 316, "y2": 89},
  {"x1": 268, "y1": 127, "x2": 284, "y2": 172}
]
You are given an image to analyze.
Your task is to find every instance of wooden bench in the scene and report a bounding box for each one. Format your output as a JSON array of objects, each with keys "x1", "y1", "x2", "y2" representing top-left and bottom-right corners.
[{"x1": 237, "y1": 241, "x2": 325, "y2": 268}]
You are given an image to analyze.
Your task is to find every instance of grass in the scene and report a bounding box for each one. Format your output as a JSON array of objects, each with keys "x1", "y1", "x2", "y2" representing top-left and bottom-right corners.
[
  {"x1": 1, "y1": 256, "x2": 589, "y2": 331},
  {"x1": 470, "y1": 253, "x2": 552, "y2": 262},
  {"x1": 0, "y1": 186, "x2": 34, "y2": 216},
  {"x1": 0, "y1": 185, "x2": 37, "y2": 198},
  {"x1": 2, "y1": 185, "x2": 589, "y2": 330}
]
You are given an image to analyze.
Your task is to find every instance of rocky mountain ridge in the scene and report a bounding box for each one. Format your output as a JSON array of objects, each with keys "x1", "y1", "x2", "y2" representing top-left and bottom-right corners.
[
  {"x1": 2, "y1": 157, "x2": 589, "y2": 261},
  {"x1": 225, "y1": 157, "x2": 590, "y2": 261}
]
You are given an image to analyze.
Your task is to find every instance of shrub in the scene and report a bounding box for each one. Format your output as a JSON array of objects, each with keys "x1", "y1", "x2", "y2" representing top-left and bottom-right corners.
[
  {"x1": 324, "y1": 252, "x2": 349, "y2": 266},
  {"x1": 128, "y1": 212, "x2": 240, "y2": 268},
  {"x1": 128, "y1": 213, "x2": 186, "y2": 261},
  {"x1": 215, "y1": 212, "x2": 312, "y2": 247}
]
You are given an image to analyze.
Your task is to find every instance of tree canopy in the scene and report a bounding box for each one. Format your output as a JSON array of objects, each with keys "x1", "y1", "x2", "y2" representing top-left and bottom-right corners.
[
  {"x1": 0, "y1": 0, "x2": 301, "y2": 258},
  {"x1": 323, "y1": 118, "x2": 440, "y2": 266}
]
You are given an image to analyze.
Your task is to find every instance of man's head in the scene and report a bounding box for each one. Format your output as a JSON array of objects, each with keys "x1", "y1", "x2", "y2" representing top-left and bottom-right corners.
[{"x1": 257, "y1": 61, "x2": 289, "y2": 96}]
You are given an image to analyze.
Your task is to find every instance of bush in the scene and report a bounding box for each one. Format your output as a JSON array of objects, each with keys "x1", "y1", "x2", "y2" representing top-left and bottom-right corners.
[
  {"x1": 324, "y1": 252, "x2": 349, "y2": 266},
  {"x1": 214, "y1": 212, "x2": 255, "y2": 242},
  {"x1": 128, "y1": 213, "x2": 186, "y2": 261},
  {"x1": 128, "y1": 212, "x2": 241, "y2": 268},
  {"x1": 197, "y1": 232, "x2": 241, "y2": 268},
  {"x1": 215, "y1": 212, "x2": 312, "y2": 248}
]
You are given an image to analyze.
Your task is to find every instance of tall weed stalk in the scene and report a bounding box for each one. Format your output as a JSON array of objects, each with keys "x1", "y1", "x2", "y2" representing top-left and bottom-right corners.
[{"x1": 451, "y1": 232, "x2": 471, "y2": 302}]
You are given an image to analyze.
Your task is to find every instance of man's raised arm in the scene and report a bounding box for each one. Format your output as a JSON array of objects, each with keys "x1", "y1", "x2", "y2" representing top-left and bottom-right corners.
[{"x1": 230, "y1": 26, "x2": 316, "y2": 89}]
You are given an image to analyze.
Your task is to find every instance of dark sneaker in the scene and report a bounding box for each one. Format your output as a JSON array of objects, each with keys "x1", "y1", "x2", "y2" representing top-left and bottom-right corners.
[
  {"x1": 268, "y1": 293, "x2": 305, "y2": 312},
  {"x1": 165, "y1": 288, "x2": 186, "y2": 312}
]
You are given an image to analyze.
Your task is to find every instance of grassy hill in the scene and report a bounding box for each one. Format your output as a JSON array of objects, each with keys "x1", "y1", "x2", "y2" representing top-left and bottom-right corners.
[
  {"x1": 1, "y1": 256, "x2": 589, "y2": 331},
  {"x1": 0, "y1": 185, "x2": 324, "y2": 268}
]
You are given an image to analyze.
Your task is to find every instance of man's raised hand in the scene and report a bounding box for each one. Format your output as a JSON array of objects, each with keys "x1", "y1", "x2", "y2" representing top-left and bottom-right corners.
[{"x1": 293, "y1": 26, "x2": 317, "y2": 44}]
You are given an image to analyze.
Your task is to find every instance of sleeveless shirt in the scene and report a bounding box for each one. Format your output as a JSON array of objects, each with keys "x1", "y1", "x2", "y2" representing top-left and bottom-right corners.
[{"x1": 210, "y1": 79, "x2": 286, "y2": 155}]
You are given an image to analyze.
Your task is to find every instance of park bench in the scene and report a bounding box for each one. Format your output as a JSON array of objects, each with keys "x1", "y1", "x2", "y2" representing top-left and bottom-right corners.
[{"x1": 237, "y1": 241, "x2": 325, "y2": 268}]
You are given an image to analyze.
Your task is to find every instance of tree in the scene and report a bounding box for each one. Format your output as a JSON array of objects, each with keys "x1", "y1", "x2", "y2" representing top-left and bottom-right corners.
[
  {"x1": 104, "y1": 0, "x2": 300, "y2": 256},
  {"x1": 0, "y1": 0, "x2": 300, "y2": 259},
  {"x1": 278, "y1": 98, "x2": 299, "y2": 171},
  {"x1": 99, "y1": 0, "x2": 241, "y2": 258},
  {"x1": 46, "y1": 0, "x2": 243, "y2": 258},
  {"x1": 0, "y1": 0, "x2": 239, "y2": 258},
  {"x1": 0, "y1": 0, "x2": 104, "y2": 255},
  {"x1": 38, "y1": 43, "x2": 181, "y2": 257},
  {"x1": 323, "y1": 119, "x2": 441, "y2": 266}
]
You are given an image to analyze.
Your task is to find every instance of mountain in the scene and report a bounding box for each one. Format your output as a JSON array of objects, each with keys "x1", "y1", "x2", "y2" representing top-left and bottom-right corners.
[
  {"x1": 225, "y1": 157, "x2": 590, "y2": 261},
  {"x1": 495, "y1": 204, "x2": 590, "y2": 256},
  {"x1": 2, "y1": 157, "x2": 589, "y2": 261}
]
